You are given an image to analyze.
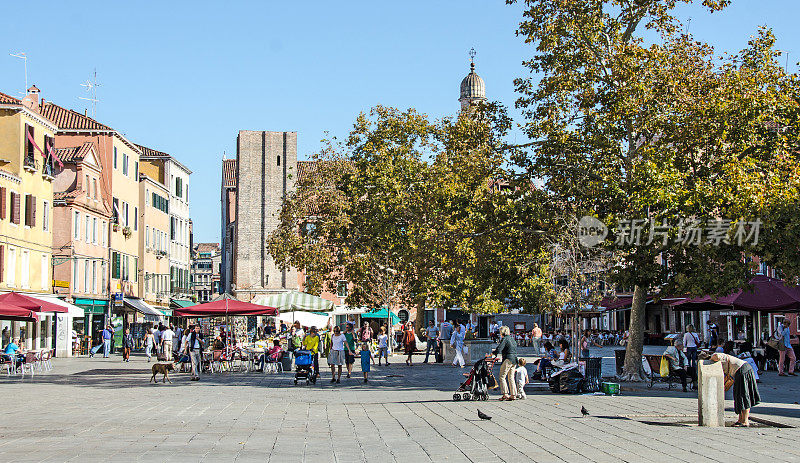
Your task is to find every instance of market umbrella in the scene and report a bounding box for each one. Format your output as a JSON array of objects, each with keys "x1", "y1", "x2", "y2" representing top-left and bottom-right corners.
[
  {"x1": 0, "y1": 304, "x2": 39, "y2": 321},
  {"x1": 173, "y1": 294, "x2": 278, "y2": 317},
  {"x1": 671, "y1": 275, "x2": 800, "y2": 313},
  {"x1": 251, "y1": 290, "x2": 335, "y2": 313},
  {"x1": 252, "y1": 290, "x2": 335, "y2": 327},
  {"x1": 361, "y1": 308, "x2": 400, "y2": 325},
  {"x1": 0, "y1": 292, "x2": 68, "y2": 313}
]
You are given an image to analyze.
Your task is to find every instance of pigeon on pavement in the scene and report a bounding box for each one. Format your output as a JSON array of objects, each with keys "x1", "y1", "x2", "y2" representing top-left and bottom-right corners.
[
  {"x1": 477, "y1": 409, "x2": 492, "y2": 420},
  {"x1": 581, "y1": 406, "x2": 589, "y2": 417}
]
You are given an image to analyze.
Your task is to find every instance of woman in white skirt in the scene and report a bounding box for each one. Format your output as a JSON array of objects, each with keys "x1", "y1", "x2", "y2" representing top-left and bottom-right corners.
[{"x1": 328, "y1": 326, "x2": 346, "y2": 383}]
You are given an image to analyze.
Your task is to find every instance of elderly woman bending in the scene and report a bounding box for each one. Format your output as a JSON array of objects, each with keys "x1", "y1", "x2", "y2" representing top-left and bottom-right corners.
[
  {"x1": 492, "y1": 326, "x2": 519, "y2": 401},
  {"x1": 710, "y1": 352, "x2": 761, "y2": 427}
]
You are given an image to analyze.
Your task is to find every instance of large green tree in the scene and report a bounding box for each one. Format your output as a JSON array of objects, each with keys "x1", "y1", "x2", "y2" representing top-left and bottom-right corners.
[
  {"x1": 269, "y1": 105, "x2": 551, "y2": 333},
  {"x1": 511, "y1": 0, "x2": 800, "y2": 379}
]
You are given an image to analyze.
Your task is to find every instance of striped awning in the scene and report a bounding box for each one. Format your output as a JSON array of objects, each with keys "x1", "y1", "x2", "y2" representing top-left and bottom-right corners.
[
  {"x1": 123, "y1": 297, "x2": 165, "y2": 321},
  {"x1": 251, "y1": 290, "x2": 335, "y2": 313}
]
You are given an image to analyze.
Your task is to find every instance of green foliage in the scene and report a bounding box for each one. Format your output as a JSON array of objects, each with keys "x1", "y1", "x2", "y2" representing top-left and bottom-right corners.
[
  {"x1": 512, "y1": 0, "x2": 800, "y2": 296},
  {"x1": 268, "y1": 105, "x2": 552, "y2": 315}
]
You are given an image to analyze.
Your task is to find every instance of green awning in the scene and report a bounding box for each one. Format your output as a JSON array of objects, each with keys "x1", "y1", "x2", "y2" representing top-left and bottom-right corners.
[
  {"x1": 74, "y1": 298, "x2": 109, "y2": 315},
  {"x1": 74, "y1": 298, "x2": 109, "y2": 306},
  {"x1": 171, "y1": 300, "x2": 195, "y2": 308},
  {"x1": 361, "y1": 308, "x2": 400, "y2": 324},
  {"x1": 252, "y1": 290, "x2": 335, "y2": 313}
]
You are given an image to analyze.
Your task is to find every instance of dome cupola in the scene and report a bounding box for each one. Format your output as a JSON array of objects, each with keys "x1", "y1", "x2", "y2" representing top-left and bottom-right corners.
[{"x1": 459, "y1": 48, "x2": 486, "y2": 110}]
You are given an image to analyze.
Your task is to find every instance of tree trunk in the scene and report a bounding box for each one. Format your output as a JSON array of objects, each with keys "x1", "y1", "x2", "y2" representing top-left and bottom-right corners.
[
  {"x1": 620, "y1": 285, "x2": 647, "y2": 381},
  {"x1": 413, "y1": 299, "x2": 426, "y2": 336}
]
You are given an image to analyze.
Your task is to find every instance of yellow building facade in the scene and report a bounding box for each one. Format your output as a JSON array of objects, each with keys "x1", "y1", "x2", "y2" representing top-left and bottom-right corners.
[
  {"x1": 138, "y1": 174, "x2": 170, "y2": 311},
  {"x1": 0, "y1": 91, "x2": 56, "y2": 349},
  {"x1": 109, "y1": 138, "x2": 141, "y2": 299}
]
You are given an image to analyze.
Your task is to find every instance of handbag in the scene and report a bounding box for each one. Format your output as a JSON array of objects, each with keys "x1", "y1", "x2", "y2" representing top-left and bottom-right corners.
[
  {"x1": 766, "y1": 338, "x2": 781, "y2": 350},
  {"x1": 659, "y1": 357, "x2": 670, "y2": 378}
]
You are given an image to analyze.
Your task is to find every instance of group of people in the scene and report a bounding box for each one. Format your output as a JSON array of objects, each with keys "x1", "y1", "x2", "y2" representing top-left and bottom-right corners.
[{"x1": 141, "y1": 324, "x2": 181, "y2": 362}]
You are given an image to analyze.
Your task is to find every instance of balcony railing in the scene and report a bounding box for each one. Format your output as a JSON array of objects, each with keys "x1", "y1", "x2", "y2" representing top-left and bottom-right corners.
[{"x1": 24, "y1": 154, "x2": 38, "y2": 172}]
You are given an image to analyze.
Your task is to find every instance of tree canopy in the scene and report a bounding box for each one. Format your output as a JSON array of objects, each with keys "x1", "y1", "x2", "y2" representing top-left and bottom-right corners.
[
  {"x1": 268, "y1": 105, "x2": 552, "y2": 331},
  {"x1": 511, "y1": 0, "x2": 800, "y2": 378}
]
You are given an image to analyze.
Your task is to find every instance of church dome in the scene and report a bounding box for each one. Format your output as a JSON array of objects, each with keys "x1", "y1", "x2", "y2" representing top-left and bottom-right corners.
[{"x1": 459, "y1": 62, "x2": 486, "y2": 107}]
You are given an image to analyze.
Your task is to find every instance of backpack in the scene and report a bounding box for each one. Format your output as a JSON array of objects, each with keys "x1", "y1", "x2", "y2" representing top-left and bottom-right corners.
[{"x1": 290, "y1": 335, "x2": 302, "y2": 350}]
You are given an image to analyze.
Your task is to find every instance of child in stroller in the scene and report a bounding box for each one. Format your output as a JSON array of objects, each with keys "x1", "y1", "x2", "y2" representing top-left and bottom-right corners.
[
  {"x1": 453, "y1": 356, "x2": 498, "y2": 401},
  {"x1": 294, "y1": 349, "x2": 316, "y2": 385}
]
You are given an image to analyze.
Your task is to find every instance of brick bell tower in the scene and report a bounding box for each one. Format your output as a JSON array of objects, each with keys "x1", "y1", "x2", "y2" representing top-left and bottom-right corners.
[{"x1": 233, "y1": 131, "x2": 298, "y2": 299}]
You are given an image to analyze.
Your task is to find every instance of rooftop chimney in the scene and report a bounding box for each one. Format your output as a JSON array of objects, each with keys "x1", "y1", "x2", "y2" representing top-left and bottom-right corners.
[{"x1": 21, "y1": 84, "x2": 40, "y2": 110}]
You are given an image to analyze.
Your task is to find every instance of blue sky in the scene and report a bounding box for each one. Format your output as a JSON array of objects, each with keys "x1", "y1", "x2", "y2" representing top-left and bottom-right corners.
[{"x1": 1, "y1": 1, "x2": 797, "y2": 243}]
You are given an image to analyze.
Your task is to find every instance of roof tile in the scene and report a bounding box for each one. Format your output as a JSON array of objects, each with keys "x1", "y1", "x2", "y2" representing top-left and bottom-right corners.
[
  {"x1": 222, "y1": 159, "x2": 236, "y2": 188},
  {"x1": 38, "y1": 101, "x2": 113, "y2": 131}
]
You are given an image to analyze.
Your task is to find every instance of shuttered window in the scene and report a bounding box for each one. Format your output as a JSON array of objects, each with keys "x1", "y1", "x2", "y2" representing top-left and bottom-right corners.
[
  {"x1": 112, "y1": 252, "x2": 120, "y2": 279},
  {"x1": 11, "y1": 192, "x2": 21, "y2": 225},
  {"x1": 0, "y1": 187, "x2": 6, "y2": 220}
]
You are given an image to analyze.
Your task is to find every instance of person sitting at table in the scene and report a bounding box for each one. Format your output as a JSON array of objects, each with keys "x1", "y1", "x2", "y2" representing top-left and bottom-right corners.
[
  {"x1": 722, "y1": 340, "x2": 736, "y2": 355},
  {"x1": 213, "y1": 334, "x2": 225, "y2": 351},
  {"x1": 257, "y1": 339, "x2": 284, "y2": 371},
  {"x1": 4, "y1": 337, "x2": 23, "y2": 370}
]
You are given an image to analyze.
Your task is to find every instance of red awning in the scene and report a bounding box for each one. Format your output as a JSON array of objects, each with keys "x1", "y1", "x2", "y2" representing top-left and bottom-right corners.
[
  {"x1": 671, "y1": 275, "x2": 800, "y2": 313},
  {"x1": 0, "y1": 292, "x2": 68, "y2": 313},
  {"x1": 174, "y1": 296, "x2": 278, "y2": 317},
  {"x1": 0, "y1": 304, "x2": 39, "y2": 321},
  {"x1": 599, "y1": 296, "x2": 634, "y2": 311}
]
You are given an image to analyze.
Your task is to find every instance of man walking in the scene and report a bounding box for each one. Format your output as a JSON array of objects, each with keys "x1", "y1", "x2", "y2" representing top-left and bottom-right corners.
[
  {"x1": 531, "y1": 323, "x2": 542, "y2": 354},
  {"x1": 186, "y1": 325, "x2": 205, "y2": 381},
  {"x1": 102, "y1": 324, "x2": 113, "y2": 358},
  {"x1": 122, "y1": 328, "x2": 134, "y2": 362},
  {"x1": 423, "y1": 320, "x2": 439, "y2": 364},
  {"x1": 440, "y1": 320, "x2": 453, "y2": 344},
  {"x1": 778, "y1": 319, "x2": 797, "y2": 376},
  {"x1": 706, "y1": 321, "x2": 718, "y2": 349},
  {"x1": 161, "y1": 325, "x2": 176, "y2": 361}
]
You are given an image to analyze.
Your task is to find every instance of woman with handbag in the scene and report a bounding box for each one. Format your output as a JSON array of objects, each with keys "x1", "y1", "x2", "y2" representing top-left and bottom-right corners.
[
  {"x1": 709, "y1": 352, "x2": 760, "y2": 426},
  {"x1": 403, "y1": 323, "x2": 416, "y2": 366}
]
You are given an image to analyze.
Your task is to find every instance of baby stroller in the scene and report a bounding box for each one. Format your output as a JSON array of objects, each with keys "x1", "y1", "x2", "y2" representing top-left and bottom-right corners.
[
  {"x1": 294, "y1": 350, "x2": 316, "y2": 385},
  {"x1": 453, "y1": 356, "x2": 498, "y2": 401}
]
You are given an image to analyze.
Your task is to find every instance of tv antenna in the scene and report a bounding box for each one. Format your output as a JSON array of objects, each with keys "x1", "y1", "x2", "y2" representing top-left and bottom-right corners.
[
  {"x1": 9, "y1": 52, "x2": 27, "y2": 97},
  {"x1": 79, "y1": 68, "x2": 101, "y2": 117}
]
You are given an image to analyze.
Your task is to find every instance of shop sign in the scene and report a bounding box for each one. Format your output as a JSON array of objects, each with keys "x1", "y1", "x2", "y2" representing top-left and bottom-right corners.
[
  {"x1": 719, "y1": 310, "x2": 748, "y2": 316},
  {"x1": 113, "y1": 292, "x2": 124, "y2": 307},
  {"x1": 52, "y1": 280, "x2": 70, "y2": 288}
]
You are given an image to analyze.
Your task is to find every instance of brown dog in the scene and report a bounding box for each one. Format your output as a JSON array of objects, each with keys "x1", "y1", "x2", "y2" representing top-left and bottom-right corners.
[{"x1": 150, "y1": 362, "x2": 175, "y2": 384}]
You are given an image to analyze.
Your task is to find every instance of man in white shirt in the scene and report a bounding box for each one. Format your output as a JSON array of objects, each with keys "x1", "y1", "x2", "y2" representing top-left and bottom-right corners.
[
  {"x1": 161, "y1": 326, "x2": 175, "y2": 361},
  {"x1": 490, "y1": 320, "x2": 500, "y2": 342},
  {"x1": 682, "y1": 324, "x2": 701, "y2": 369}
]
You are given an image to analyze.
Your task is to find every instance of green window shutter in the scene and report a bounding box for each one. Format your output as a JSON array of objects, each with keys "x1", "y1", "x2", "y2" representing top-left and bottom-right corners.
[{"x1": 112, "y1": 252, "x2": 120, "y2": 279}]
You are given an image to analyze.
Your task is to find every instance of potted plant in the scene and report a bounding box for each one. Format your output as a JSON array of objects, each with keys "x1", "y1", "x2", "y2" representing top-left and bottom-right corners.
[{"x1": 122, "y1": 226, "x2": 132, "y2": 238}]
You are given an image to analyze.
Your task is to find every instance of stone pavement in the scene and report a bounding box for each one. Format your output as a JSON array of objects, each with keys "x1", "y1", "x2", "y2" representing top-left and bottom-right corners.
[{"x1": 2, "y1": 349, "x2": 800, "y2": 463}]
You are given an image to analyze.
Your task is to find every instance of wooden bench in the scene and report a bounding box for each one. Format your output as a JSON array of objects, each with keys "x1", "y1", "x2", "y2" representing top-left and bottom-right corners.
[{"x1": 644, "y1": 354, "x2": 694, "y2": 390}]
